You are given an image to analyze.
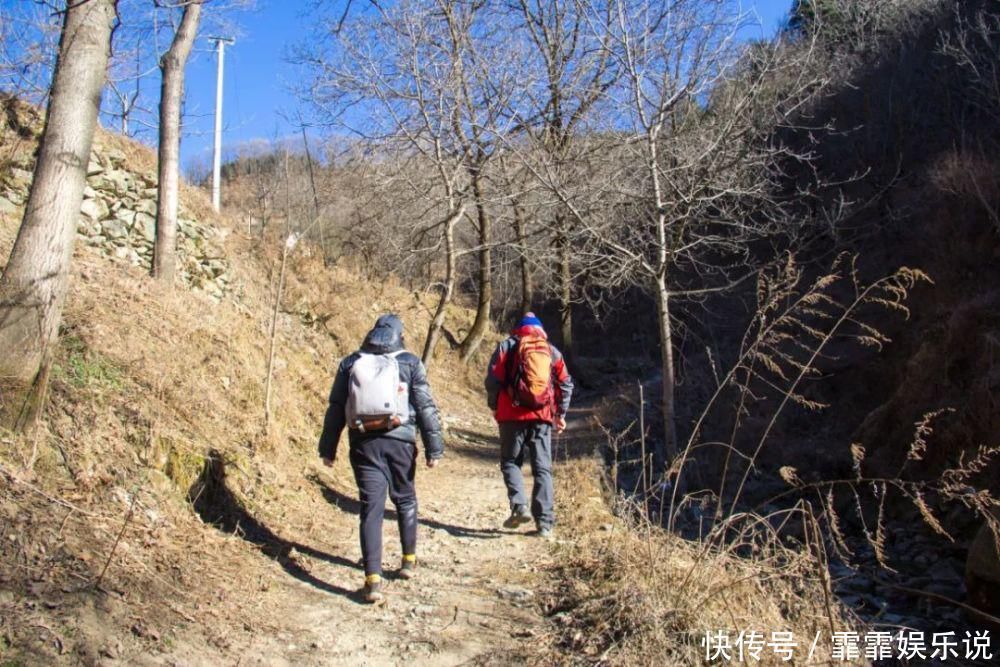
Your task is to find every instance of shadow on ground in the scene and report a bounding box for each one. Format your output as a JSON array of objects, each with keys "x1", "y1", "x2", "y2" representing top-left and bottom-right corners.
[
  {"x1": 308, "y1": 473, "x2": 503, "y2": 540},
  {"x1": 190, "y1": 450, "x2": 364, "y2": 603},
  {"x1": 451, "y1": 419, "x2": 602, "y2": 463},
  {"x1": 448, "y1": 427, "x2": 501, "y2": 462}
]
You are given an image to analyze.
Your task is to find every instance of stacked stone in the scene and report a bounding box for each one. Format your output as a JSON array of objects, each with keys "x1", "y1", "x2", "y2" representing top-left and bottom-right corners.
[{"x1": 1, "y1": 142, "x2": 231, "y2": 301}]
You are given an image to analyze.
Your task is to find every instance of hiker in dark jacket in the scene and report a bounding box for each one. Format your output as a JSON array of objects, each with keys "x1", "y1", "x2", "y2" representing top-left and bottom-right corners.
[
  {"x1": 318, "y1": 314, "x2": 444, "y2": 603},
  {"x1": 485, "y1": 312, "x2": 573, "y2": 538}
]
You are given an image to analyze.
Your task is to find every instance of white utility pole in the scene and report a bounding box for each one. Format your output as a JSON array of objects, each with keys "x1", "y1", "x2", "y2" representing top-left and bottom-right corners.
[{"x1": 210, "y1": 36, "x2": 234, "y2": 212}]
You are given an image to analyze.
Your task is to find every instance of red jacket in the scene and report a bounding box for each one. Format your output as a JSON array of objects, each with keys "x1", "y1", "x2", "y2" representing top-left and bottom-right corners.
[{"x1": 485, "y1": 325, "x2": 574, "y2": 423}]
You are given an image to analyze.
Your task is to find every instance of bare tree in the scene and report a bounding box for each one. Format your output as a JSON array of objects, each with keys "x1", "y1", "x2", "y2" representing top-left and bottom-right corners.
[
  {"x1": 107, "y1": 45, "x2": 149, "y2": 136},
  {"x1": 497, "y1": 159, "x2": 534, "y2": 315},
  {"x1": 509, "y1": 0, "x2": 828, "y2": 471},
  {"x1": 0, "y1": 0, "x2": 118, "y2": 430},
  {"x1": 153, "y1": 0, "x2": 202, "y2": 282},
  {"x1": 301, "y1": 0, "x2": 480, "y2": 365},
  {"x1": 435, "y1": 0, "x2": 523, "y2": 363},
  {"x1": 588, "y1": 0, "x2": 827, "y2": 467},
  {"x1": 105, "y1": 21, "x2": 161, "y2": 138},
  {"x1": 509, "y1": 0, "x2": 617, "y2": 363},
  {"x1": 598, "y1": 0, "x2": 746, "y2": 465},
  {"x1": 301, "y1": 0, "x2": 529, "y2": 364},
  {"x1": 0, "y1": 3, "x2": 61, "y2": 104}
]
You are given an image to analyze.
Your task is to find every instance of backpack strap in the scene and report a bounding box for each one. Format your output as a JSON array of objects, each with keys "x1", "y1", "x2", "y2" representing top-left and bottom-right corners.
[{"x1": 503, "y1": 336, "x2": 520, "y2": 392}]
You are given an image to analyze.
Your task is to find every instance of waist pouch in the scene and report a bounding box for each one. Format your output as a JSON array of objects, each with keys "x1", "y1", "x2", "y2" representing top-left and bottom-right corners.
[{"x1": 349, "y1": 415, "x2": 402, "y2": 433}]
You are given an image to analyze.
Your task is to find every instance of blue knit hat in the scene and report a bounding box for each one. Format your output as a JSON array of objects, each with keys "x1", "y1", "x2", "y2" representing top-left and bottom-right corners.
[{"x1": 519, "y1": 312, "x2": 543, "y2": 328}]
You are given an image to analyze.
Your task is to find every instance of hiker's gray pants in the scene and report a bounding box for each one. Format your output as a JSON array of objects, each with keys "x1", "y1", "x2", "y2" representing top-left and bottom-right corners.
[{"x1": 499, "y1": 421, "x2": 554, "y2": 529}]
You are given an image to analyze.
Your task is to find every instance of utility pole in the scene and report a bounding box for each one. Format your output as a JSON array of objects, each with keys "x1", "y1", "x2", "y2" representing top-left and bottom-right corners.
[{"x1": 209, "y1": 36, "x2": 234, "y2": 212}]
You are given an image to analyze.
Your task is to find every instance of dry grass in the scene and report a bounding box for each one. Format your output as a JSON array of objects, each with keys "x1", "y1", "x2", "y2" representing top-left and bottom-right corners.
[
  {"x1": 543, "y1": 252, "x2": 998, "y2": 664},
  {"x1": 0, "y1": 97, "x2": 877, "y2": 665},
  {"x1": 543, "y1": 459, "x2": 857, "y2": 665},
  {"x1": 0, "y1": 117, "x2": 495, "y2": 662}
]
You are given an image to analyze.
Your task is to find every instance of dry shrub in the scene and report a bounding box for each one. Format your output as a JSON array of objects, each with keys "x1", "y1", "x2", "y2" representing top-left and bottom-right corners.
[
  {"x1": 544, "y1": 459, "x2": 856, "y2": 666},
  {"x1": 553, "y1": 253, "x2": 998, "y2": 663},
  {"x1": 928, "y1": 150, "x2": 1000, "y2": 232}
]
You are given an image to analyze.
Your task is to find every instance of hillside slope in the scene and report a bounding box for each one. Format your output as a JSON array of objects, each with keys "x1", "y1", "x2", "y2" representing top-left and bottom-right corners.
[
  {"x1": 0, "y1": 104, "x2": 534, "y2": 664},
  {"x1": 0, "y1": 104, "x2": 849, "y2": 665}
]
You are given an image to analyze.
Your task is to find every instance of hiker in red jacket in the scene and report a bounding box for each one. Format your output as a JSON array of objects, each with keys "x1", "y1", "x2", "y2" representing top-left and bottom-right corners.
[{"x1": 485, "y1": 313, "x2": 574, "y2": 538}]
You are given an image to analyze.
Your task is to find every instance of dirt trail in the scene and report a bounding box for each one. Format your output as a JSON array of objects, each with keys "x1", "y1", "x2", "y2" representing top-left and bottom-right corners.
[{"x1": 146, "y1": 408, "x2": 601, "y2": 666}]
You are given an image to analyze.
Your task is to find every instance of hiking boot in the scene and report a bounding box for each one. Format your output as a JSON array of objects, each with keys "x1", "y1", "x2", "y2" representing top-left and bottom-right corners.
[
  {"x1": 399, "y1": 555, "x2": 417, "y2": 580},
  {"x1": 363, "y1": 575, "x2": 385, "y2": 604},
  {"x1": 536, "y1": 525, "x2": 554, "y2": 539},
  {"x1": 503, "y1": 505, "x2": 532, "y2": 529}
]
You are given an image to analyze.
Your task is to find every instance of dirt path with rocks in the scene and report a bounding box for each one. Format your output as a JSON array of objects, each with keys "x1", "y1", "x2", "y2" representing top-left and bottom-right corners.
[{"x1": 142, "y1": 407, "x2": 601, "y2": 666}]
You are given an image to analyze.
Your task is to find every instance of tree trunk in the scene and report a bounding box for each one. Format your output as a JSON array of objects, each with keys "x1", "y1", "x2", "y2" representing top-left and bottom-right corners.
[
  {"x1": 556, "y1": 217, "x2": 574, "y2": 365},
  {"x1": 283, "y1": 149, "x2": 292, "y2": 236},
  {"x1": 261, "y1": 193, "x2": 268, "y2": 235},
  {"x1": 0, "y1": 0, "x2": 117, "y2": 431},
  {"x1": 512, "y1": 199, "x2": 533, "y2": 315},
  {"x1": 264, "y1": 236, "x2": 292, "y2": 434},
  {"x1": 300, "y1": 124, "x2": 325, "y2": 262},
  {"x1": 655, "y1": 275, "x2": 677, "y2": 471},
  {"x1": 422, "y1": 206, "x2": 465, "y2": 366},
  {"x1": 153, "y1": 1, "x2": 201, "y2": 282},
  {"x1": 459, "y1": 173, "x2": 492, "y2": 363}
]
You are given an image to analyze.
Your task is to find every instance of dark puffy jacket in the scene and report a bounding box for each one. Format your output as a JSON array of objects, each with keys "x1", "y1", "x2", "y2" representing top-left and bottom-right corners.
[{"x1": 318, "y1": 314, "x2": 444, "y2": 462}]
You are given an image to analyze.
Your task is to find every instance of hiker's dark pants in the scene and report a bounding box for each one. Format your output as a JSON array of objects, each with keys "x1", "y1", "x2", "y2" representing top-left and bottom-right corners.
[
  {"x1": 349, "y1": 436, "x2": 418, "y2": 576},
  {"x1": 499, "y1": 421, "x2": 554, "y2": 529}
]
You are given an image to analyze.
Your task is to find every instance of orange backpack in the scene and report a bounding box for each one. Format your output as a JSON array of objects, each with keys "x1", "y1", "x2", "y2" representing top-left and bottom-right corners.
[{"x1": 508, "y1": 335, "x2": 554, "y2": 409}]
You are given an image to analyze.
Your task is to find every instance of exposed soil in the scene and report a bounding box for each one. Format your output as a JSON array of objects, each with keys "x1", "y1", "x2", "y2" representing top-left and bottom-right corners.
[{"x1": 91, "y1": 410, "x2": 593, "y2": 666}]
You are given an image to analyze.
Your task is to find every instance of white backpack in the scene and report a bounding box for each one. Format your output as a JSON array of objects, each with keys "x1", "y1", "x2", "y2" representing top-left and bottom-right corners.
[{"x1": 346, "y1": 351, "x2": 408, "y2": 431}]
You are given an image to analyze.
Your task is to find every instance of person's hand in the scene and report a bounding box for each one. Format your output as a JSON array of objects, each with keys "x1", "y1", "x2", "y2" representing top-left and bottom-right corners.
[
  {"x1": 555, "y1": 415, "x2": 567, "y2": 433},
  {"x1": 426, "y1": 458, "x2": 440, "y2": 469},
  {"x1": 321, "y1": 457, "x2": 335, "y2": 468}
]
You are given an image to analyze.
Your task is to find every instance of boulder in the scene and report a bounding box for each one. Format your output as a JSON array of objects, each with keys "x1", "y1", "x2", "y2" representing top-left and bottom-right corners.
[
  {"x1": 203, "y1": 281, "x2": 224, "y2": 300},
  {"x1": 80, "y1": 197, "x2": 109, "y2": 222},
  {"x1": 105, "y1": 147, "x2": 127, "y2": 168},
  {"x1": 76, "y1": 216, "x2": 97, "y2": 236},
  {"x1": 0, "y1": 196, "x2": 17, "y2": 216},
  {"x1": 135, "y1": 198, "x2": 157, "y2": 217},
  {"x1": 135, "y1": 212, "x2": 156, "y2": 243},
  {"x1": 204, "y1": 259, "x2": 227, "y2": 278},
  {"x1": 3, "y1": 188, "x2": 24, "y2": 205},
  {"x1": 103, "y1": 219, "x2": 127, "y2": 240},
  {"x1": 10, "y1": 168, "x2": 32, "y2": 185},
  {"x1": 99, "y1": 169, "x2": 131, "y2": 196},
  {"x1": 114, "y1": 208, "x2": 135, "y2": 226}
]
